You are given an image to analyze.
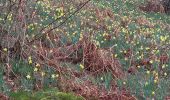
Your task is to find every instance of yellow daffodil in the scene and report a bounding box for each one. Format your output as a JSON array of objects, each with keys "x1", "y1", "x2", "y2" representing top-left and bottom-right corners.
[
  {"x1": 28, "y1": 56, "x2": 32, "y2": 60},
  {"x1": 3, "y1": 48, "x2": 8, "y2": 52},
  {"x1": 162, "y1": 64, "x2": 166, "y2": 69},
  {"x1": 72, "y1": 32, "x2": 76, "y2": 35},
  {"x1": 146, "y1": 70, "x2": 150, "y2": 74},
  {"x1": 123, "y1": 82, "x2": 126, "y2": 85},
  {"x1": 51, "y1": 74, "x2": 56, "y2": 78},
  {"x1": 28, "y1": 60, "x2": 32, "y2": 64},
  {"x1": 26, "y1": 74, "x2": 31, "y2": 79},
  {"x1": 34, "y1": 67, "x2": 38, "y2": 72},
  {"x1": 152, "y1": 91, "x2": 155, "y2": 95},
  {"x1": 145, "y1": 82, "x2": 148, "y2": 86},
  {"x1": 145, "y1": 47, "x2": 150, "y2": 50},
  {"x1": 164, "y1": 72, "x2": 167, "y2": 76},
  {"x1": 114, "y1": 54, "x2": 118, "y2": 58},
  {"x1": 149, "y1": 60, "x2": 153, "y2": 64},
  {"x1": 160, "y1": 36, "x2": 167, "y2": 42},
  {"x1": 33, "y1": 45, "x2": 37, "y2": 48},
  {"x1": 80, "y1": 64, "x2": 84, "y2": 69},
  {"x1": 137, "y1": 66, "x2": 140, "y2": 68},
  {"x1": 154, "y1": 79, "x2": 158, "y2": 83},
  {"x1": 51, "y1": 74, "x2": 59, "y2": 79},
  {"x1": 56, "y1": 74, "x2": 59, "y2": 78},
  {"x1": 41, "y1": 72, "x2": 45, "y2": 76},
  {"x1": 101, "y1": 77, "x2": 103, "y2": 81},
  {"x1": 55, "y1": 7, "x2": 64, "y2": 19}
]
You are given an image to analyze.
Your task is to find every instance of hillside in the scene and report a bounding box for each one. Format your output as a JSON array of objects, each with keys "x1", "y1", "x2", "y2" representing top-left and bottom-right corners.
[{"x1": 0, "y1": 0, "x2": 170, "y2": 99}]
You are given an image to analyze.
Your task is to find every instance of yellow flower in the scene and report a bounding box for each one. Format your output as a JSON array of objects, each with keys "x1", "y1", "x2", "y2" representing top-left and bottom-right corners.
[
  {"x1": 137, "y1": 56, "x2": 141, "y2": 60},
  {"x1": 160, "y1": 36, "x2": 167, "y2": 42},
  {"x1": 28, "y1": 56, "x2": 32, "y2": 60},
  {"x1": 137, "y1": 41, "x2": 139, "y2": 44},
  {"x1": 72, "y1": 32, "x2": 76, "y2": 35},
  {"x1": 145, "y1": 47, "x2": 150, "y2": 50},
  {"x1": 34, "y1": 67, "x2": 38, "y2": 72},
  {"x1": 55, "y1": 7, "x2": 64, "y2": 19},
  {"x1": 26, "y1": 74, "x2": 31, "y2": 79},
  {"x1": 101, "y1": 77, "x2": 104, "y2": 81},
  {"x1": 51, "y1": 74, "x2": 56, "y2": 78},
  {"x1": 41, "y1": 72, "x2": 45, "y2": 76},
  {"x1": 152, "y1": 91, "x2": 155, "y2": 95},
  {"x1": 56, "y1": 74, "x2": 59, "y2": 78},
  {"x1": 140, "y1": 46, "x2": 143, "y2": 50},
  {"x1": 146, "y1": 70, "x2": 150, "y2": 74},
  {"x1": 155, "y1": 50, "x2": 159, "y2": 54},
  {"x1": 7, "y1": 13, "x2": 12, "y2": 21},
  {"x1": 162, "y1": 64, "x2": 166, "y2": 69},
  {"x1": 114, "y1": 54, "x2": 118, "y2": 58},
  {"x1": 123, "y1": 82, "x2": 126, "y2": 85},
  {"x1": 164, "y1": 72, "x2": 167, "y2": 76},
  {"x1": 137, "y1": 66, "x2": 140, "y2": 68},
  {"x1": 149, "y1": 60, "x2": 153, "y2": 64},
  {"x1": 96, "y1": 41, "x2": 100, "y2": 46},
  {"x1": 145, "y1": 82, "x2": 148, "y2": 86},
  {"x1": 79, "y1": 37, "x2": 83, "y2": 41},
  {"x1": 28, "y1": 60, "x2": 32, "y2": 64},
  {"x1": 154, "y1": 79, "x2": 158, "y2": 83},
  {"x1": 126, "y1": 41, "x2": 129, "y2": 44},
  {"x1": 33, "y1": 45, "x2": 37, "y2": 48},
  {"x1": 3, "y1": 48, "x2": 8, "y2": 52},
  {"x1": 80, "y1": 64, "x2": 84, "y2": 69}
]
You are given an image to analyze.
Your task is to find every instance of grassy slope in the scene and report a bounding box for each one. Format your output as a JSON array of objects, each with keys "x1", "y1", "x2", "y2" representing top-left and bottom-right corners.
[
  {"x1": 0, "y1": 0, "x2": 170, "y2": 99},
  {"x1": 91, "y1": 0, "x2": 170, "y2": 99}
]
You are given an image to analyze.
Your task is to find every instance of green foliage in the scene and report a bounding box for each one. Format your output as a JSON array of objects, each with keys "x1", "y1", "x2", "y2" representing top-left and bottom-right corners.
[
  {"x1": 10, "y1": 88, "x2": 84, "y2": 100},
  {"x1": 10, "y1": 91, "x2": 33, "y2": 100},
  {"x1": 53, "y1": 92, "x2": 84, "y2": 100},
  {"x1": 117, "y1": 70, "x2": 170, "y2": 99}
]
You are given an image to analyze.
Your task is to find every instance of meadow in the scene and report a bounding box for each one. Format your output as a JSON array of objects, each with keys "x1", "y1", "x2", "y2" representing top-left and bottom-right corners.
[{"x1": 0, "y1": 0, "x2": 170, "y2": 99}]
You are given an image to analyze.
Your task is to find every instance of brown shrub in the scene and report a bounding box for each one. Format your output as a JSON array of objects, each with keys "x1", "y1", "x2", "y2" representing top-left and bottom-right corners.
[
  {"x1": 139, "y1": 0, "x2": 165, "y2": 13},
  {"x1": 82, "y1": 39, "x2": 124, "y2": 78}
]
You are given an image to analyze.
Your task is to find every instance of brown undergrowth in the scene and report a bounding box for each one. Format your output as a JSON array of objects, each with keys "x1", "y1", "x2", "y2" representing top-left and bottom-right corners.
[
  {"x1": 139, "y1": 0, "x2": 165, "y2": 13},
  {"x1": 17, "y1": 35, "x2": 132, "y2": 99}
]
